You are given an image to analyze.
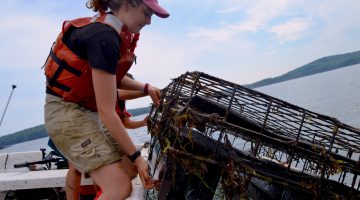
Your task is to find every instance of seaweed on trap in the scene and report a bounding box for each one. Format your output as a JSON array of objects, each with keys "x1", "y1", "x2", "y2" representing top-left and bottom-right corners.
[{"x1": 146, "y1": 71, "x2": 360, "y2": 200}]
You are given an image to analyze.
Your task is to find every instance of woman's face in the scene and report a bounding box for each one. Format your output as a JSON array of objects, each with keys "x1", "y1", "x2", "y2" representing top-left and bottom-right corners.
[{"x1": 126, "y1": 2, "x2": 154, "y2": 33}]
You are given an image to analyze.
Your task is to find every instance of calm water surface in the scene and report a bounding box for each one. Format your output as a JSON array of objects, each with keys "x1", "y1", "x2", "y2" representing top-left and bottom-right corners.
[
  {"x1": 256, "y1": 64, "x2": 360, "y2": 128},
  {"x1": 0, "y1": 114, "x2": 150, "y2": 153},
  {"x1": 1, "y1": 64, "x2": 359, "y2": 153}
]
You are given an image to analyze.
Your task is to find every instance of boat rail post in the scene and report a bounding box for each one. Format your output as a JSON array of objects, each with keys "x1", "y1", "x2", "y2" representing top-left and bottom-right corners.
[{"x1": 0, "y1": 84, "x2": 17, "y2": 129}]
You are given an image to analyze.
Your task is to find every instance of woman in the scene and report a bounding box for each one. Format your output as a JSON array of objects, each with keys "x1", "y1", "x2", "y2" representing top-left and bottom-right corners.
[
  {"x1": 43, "y1": 0, "x2": 169, "y2": 199},
  {"x1": 117, "y1": 74, "x2": 149, "y2": 129},
  {"x1": 48, "y1": 81, "x2": 152, "y2": 200}
]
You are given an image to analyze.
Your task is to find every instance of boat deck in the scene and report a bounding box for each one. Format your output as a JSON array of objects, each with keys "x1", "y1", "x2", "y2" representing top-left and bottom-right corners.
[
  {"x1": 0, "y1": 148, "x2": 147, "y2": 199},
  {"x1": 0, "y1": 169, "x2": 93, "y2": 190}
]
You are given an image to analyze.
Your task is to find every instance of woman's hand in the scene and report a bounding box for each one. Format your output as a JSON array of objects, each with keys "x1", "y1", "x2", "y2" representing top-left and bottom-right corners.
[
  {"x1": 147, "y1": 84, "x2": 161, "y2": 106},
  {"x1": 134, "y1": 156, "x2": 154, "y2": 189},
  {"x1": 142, "y1": 115, "x2": 149, "y2": 126}
]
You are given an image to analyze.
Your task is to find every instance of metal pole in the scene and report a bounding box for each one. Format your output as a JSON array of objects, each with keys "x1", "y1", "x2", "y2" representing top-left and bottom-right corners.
[{"x1": 0, "y1": 84, "x2": 17, "y2": 128}]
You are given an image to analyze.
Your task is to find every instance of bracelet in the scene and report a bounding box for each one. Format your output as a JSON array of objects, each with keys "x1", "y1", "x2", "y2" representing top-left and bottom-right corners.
[
  {"x1": 144, "y1": 83, "x2": 149, "y2": 95},
  {"x1": 127, "y1": 150, "x2": 141, "y2": 162}
]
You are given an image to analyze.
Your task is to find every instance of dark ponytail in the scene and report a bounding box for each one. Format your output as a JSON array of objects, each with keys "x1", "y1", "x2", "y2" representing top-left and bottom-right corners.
[
  {"x1": 87, "y1": 0, "x2": 143, "y2": 13},
  {"x1": 86, "y1": 0, "x2": 109, "y2": 12}
]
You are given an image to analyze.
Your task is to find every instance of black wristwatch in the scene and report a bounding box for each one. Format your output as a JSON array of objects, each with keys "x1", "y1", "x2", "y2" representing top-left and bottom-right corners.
[{"x1": 128, "y1": 150, "x2": 141, "y2": 162}]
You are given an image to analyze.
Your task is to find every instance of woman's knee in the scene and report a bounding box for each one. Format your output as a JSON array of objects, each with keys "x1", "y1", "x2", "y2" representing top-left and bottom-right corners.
[
  {"x1": 90, "y1": 162, "x2": 133, "y2": 199},
  {"x1": 128, "y1": 165, "x2": 138, "y2": 178},
  {"x1": 122, "y1": 181, "x2": 133, "y2": 198},
  {"x1": 103, "y1": 180, "x2": 132, "y2": 199},
  {"x1": 120, "y1": 157, "x2": 139, "y2": 178}
]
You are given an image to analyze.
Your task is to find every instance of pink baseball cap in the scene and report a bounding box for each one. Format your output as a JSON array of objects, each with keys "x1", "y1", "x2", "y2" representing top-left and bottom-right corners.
[{"x1": 143, "y1": 0, "x2": 170, "y2": 18}]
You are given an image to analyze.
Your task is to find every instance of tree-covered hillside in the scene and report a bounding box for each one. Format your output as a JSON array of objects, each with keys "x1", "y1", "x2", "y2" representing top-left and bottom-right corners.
[
  {"x1": 0, "y1": 125, "x2": 47, "y2": 149},
  {"x1": 2, "y1": 50, "x2": 360, "y2": 149},
  {"x1": 246, "y1": 50, "x2": 360, "y2": 88},
  {"x1": 0, "y1": 106, "x2": 150, "y2": 149}
]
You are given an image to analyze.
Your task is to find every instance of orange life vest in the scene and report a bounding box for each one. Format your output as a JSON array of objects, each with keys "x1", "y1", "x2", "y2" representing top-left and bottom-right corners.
[
  {"x1": 44, "y1": 13, "x2": 140, "y2": 111},
  {"x1": 115, "y1": 98, "x2": 132, "y2": 119},
  {"x1": 117, "y1": 107, "x2": 132, "y2": 119}
]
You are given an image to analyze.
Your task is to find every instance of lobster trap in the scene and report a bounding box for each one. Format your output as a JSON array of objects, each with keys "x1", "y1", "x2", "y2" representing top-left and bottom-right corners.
[{"x1": 146, "y1": 71, "x2": 360, "y2": 200}]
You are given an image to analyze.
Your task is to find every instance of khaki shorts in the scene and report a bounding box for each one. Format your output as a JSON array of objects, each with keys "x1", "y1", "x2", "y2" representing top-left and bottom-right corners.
[{"x1": 44, "y1": 94, "x2": 125, "y2": 174}]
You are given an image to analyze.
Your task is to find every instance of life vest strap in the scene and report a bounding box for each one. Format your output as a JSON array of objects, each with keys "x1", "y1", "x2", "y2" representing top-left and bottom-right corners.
[
  {"x1": 50, "y1": 51, "x2": 82, "y2": 76},
  {"x1": 47, "y1": 51, "x2": 83, "y2": 92},
  {"x1": 46, "y1": 86, "x2": 62, "y2": 98},
  {"x1": 46, "y1": 74, "x2": 71, "y2": 92}
]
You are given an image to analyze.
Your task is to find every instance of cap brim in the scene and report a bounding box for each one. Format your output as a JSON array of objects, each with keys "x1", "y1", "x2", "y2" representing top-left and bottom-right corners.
[{"x1": 143, "y1": 0, "x2": 170, "y2": 18}]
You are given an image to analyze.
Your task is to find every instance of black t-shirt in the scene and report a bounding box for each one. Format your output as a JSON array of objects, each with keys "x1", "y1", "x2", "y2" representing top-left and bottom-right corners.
[{"x1": 63, "y1": 23, "x2": 121, "y2": 74}]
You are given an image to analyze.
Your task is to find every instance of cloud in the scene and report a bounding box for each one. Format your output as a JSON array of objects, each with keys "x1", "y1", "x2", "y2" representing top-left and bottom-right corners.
[
  {"x1": 187, "y1": 27, "x2": 237, "y2": 42},
  {"x1": 0, "y1": 14, "x2": 60, "y2": 70},
  {"x1": 244, "y1": 0, "x2": 290, "y2": 29},
  {"x1": 217, "y1": 6, "x2": 242, "y2": 14},
  {"x1": 187, "y1": 0, "x2": 291, "y2": 42},
  {"x1": 1, "y1": 0, "x2": 360, "y2": 136},
  {"x1": 268, "y1": 18, "x2": 313, "y2": 43},
  {"x1": 127, "y1": 29, "x2": 194, "y2": 87}
]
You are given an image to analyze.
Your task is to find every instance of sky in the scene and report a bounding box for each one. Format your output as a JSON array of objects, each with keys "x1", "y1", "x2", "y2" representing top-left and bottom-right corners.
[{"x1": 0, "y1": 0, "x2": 359, "y2": 136}]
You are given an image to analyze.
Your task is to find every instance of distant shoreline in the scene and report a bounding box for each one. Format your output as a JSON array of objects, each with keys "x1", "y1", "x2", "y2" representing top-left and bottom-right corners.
[
  {"x1": 245, "y1": 50, "x2": 360, "y2": 88},
  {"x1": 0, "y1": 108, "x2": 150, "y2": 149},
  {"x1": 0, "y1": 145, "x2": 11, "y2": 150},
  {"x1": 2, "y1": 50, "x2": 360, "y2": 149}
]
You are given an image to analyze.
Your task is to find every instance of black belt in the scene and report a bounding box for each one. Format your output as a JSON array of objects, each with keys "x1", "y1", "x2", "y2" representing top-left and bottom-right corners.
[{"x1": 46, "y1": 86, "x2": 62, "y2": 98}]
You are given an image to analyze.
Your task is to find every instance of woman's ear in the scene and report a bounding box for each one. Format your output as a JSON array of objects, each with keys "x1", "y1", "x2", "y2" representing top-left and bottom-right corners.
[
  {"x1": 123, "y1": 1, "x2": 131, "y2": 11},
  {"x1": 125, "y1": 0, "x2": 138, "y2": 9}
]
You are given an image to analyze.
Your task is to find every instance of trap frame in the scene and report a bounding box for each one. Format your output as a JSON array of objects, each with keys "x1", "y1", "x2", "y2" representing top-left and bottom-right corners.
[{"x1": 147, "y1": 71, "x2": 360, "y2": 199}]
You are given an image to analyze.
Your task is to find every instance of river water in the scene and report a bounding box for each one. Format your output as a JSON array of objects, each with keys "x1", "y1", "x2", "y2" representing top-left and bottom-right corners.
[
  {"x1": 1, "y1": 64, "x2": 359, "y2": 154},
  {"x1": 0, "y1": 114, "x2": 149, "y2": 153}
]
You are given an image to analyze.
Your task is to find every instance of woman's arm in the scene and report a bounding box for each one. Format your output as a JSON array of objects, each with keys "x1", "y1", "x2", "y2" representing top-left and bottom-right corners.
[
  {"x1": 120, "y1": 76, "x2": 161, "y2": 106},
  {"x1": 92, "y1": 69, "x2": 136, "y2": 155},
  {"x1": 122, "y1": 115, "x2": 148, "y2": 129},
  {"x1": 120, "y1": 75, "x2": 145, "y2": 91},
  {"x1": 92, "y1": 68, "x2": 153, "y2": 188},
  {"x1": 117, "y1": 89, "x2": 147, "y2": 100}
]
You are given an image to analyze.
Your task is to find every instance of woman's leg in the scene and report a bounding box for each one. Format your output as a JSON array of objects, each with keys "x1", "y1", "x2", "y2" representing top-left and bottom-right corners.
[
  {"x1": 120, "y1": 156, "x2": 138, "y2": 179},
  {"x1": 66, "y1": 162, "x2": 82, "y2": 200},
  {"x1": 45, "y1": 95, "x2": 130, "y2": 199},
  {"x1": 90, "y1": 161, "x2": 132, "y2": 200}
]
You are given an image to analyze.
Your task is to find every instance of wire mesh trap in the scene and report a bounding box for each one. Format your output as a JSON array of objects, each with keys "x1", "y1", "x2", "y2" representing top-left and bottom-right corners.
[{"x1": 146, "y1": 71, "x2": 360, "y2": 200}]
